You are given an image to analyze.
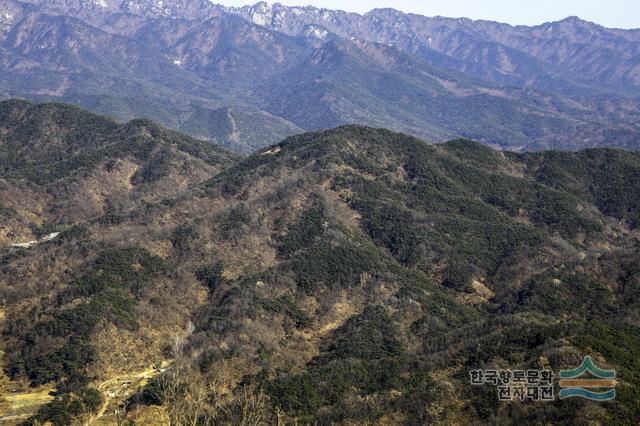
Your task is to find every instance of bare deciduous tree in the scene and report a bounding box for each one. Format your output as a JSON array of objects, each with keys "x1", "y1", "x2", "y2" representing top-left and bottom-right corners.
[
  {"x1": 238, "y1": 387, "x2": 268, "y2": 426},
  {"x1": 171, "y1": 334, "x2": 185, "y2": 360},
  {"x1": 186, "y1": 320, "x2": 196, "y2": 336}
]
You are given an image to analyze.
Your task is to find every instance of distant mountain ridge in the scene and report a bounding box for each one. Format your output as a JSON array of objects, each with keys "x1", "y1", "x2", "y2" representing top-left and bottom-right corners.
[
  {"x1": 228, "y1": 3, "x2": 640, "y2": 94},
  {"x1": 0, "y1": 0, "x2": 639, "y2": 151}
]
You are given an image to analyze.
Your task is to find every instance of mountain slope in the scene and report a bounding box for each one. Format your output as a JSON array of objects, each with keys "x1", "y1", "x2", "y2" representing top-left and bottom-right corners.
[
  {"x1": 0, "y1": 99, "x2": 237, "y2": 243},
  {"x1": 230, "y1": 3, "x2": 640, "y2": 96},
  {"x1": 144, "y1": 125, "x2": 640, "y2": 424},
  {"x1": 0, "y1": 0, "x2": 303, "y2": 153},
  {"x1": 260, "y1": 37, "x2": 640, "y2": 149},
  {"x1": 0, "y1": 0, "x2": 638, "y2": 152},
  {"x1": 2, "y1": 111, "x2": 639, "y2": 423}
]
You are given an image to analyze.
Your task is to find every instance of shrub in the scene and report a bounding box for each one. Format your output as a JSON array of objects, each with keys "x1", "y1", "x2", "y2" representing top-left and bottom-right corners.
[
  {"x1": 196, "y1": 260, "x2": 225, "y2": 290},
  {"x1": 276, "y1": 195, "x2": 326, "y2": 257},
  {"x1": 324, "y1": 306, "x2": 404, "y2": 361},
  {"x1": 260, "y1": 295, "x2": 311, "y2": 329},
  {"x1": 26, "y1": 387, "x2": 103, "y2": 426}
]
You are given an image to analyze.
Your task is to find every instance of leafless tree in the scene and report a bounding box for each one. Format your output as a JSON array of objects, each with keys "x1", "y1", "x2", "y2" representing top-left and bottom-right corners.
[
  {"x1": 171, "y1": 334, "x2": 185, "y2": 360},
  {"x1": 238, "y1": 387, "x2": 269, "y2": 426},
  {"x1": 186, "y1": 320, "x2": 196, "y2": 335},
  {"x1": 157, "y1": 368, "x2": 219, "y2": 426}
]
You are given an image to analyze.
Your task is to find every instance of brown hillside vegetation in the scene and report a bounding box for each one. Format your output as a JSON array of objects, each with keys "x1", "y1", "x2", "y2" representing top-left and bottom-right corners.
[{"x1": 0, "y1": 103, "x2": 639, "y2": 424}]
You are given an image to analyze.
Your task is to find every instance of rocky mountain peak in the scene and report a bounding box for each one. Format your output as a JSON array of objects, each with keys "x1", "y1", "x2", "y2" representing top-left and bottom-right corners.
[
  {"x1": 0, "y1": 7, "x2": 15, "y2": 30},
  {"x1": 121, "y1": 0, "x2": 219, "y2": 19},
  {"x1": 22, "y1": 0, "x2": 221, "y2": 20},
  {"x1": 301, "y1": 23, "x2": 330, "y2": 41},
  {"x1": 0, "y1": 0, "x2": 26, "y2": 34}
]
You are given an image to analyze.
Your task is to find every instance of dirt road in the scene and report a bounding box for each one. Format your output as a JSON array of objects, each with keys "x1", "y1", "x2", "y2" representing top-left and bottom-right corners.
[{"x1": 90, "y1": 365, "x2": 166, "y2": 424}]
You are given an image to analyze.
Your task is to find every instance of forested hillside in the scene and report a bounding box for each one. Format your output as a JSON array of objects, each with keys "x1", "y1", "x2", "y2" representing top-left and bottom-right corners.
[{"x1": 1, "y1": 109, "x2": 639, "y2": 424}]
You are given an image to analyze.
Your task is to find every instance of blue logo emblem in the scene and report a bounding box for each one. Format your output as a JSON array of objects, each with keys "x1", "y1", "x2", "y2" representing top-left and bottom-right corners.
[{"x1": 559, "y1": 356, "x2": 616, "y2": 401}]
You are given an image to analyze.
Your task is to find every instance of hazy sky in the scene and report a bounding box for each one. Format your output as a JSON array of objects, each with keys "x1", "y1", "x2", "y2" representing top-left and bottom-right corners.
[{"x1": 215, "y1": 0, "x2": 640, "y2": 29}]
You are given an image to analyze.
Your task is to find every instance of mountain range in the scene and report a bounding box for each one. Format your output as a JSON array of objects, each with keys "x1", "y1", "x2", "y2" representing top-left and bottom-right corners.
[
  {"x1": 1, "y1": 1, "x2": 640, "y2": 424},
  {"x1": 1, "y1": 101, "x2": 640, "y2": 424},
  {"x1": 0, "y1": 0, "x2": 639, "y2": 152}
]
